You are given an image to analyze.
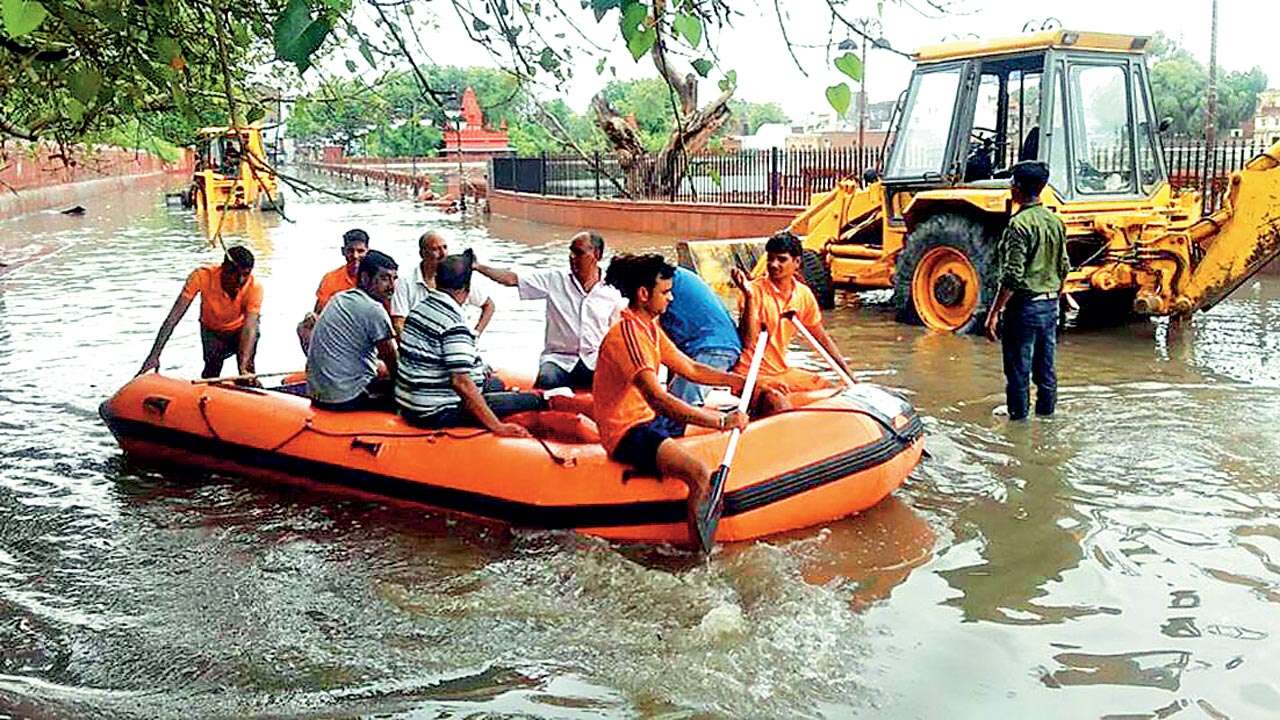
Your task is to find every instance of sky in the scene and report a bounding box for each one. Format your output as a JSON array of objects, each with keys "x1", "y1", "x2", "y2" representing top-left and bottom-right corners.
[{"x1": 341, "y1": 0, "x2": 1280, "y2": 121}]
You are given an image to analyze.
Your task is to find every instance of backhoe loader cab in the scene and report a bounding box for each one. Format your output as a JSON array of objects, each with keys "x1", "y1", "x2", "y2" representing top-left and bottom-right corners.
[{"x1": 874, "y1": 31, "x2": 1178, "y2": 330}]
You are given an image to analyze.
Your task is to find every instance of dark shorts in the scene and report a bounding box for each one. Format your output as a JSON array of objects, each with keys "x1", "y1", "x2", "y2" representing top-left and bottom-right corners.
[
  {"x1": 200, "y1": 325, "x2": 258, "y2": 377},
  {"x1": 611, "y1": 417, "x2": 685, "y2": 476}
]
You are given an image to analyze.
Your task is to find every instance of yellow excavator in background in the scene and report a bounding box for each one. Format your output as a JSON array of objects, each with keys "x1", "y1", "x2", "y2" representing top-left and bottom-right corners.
[
  {"x1": 183, "y1": 124, "x2": 284, "y2": 217},
  {"x1": 680, "y1": 30, "x2": 1280, "y2": 332}
]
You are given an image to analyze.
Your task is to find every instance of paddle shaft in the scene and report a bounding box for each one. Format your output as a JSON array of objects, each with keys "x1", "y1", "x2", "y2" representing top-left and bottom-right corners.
[
  {"x1": 698, "y1": 330, "x2": 769, "y2": 552},
  {"x1": 191, "y1": 370, "x2": 300, "y2": 385},
  {"x1": 785, "y1": 314, "x2": 855, "y2": 389}
]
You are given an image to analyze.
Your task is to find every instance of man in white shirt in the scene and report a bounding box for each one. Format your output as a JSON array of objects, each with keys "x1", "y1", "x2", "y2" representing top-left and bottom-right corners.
[
  {"x1": 391, "y1": 230, "x2": 496, "y2": 337},
  {"x1": 474, "y1": 230, "x2": 625, "y2": 390}
]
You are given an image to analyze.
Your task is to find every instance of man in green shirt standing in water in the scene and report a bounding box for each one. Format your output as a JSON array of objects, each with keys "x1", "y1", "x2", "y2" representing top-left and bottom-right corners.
[{"x1": 984, "y1": 161, "x2": 1070, "y2": 420}]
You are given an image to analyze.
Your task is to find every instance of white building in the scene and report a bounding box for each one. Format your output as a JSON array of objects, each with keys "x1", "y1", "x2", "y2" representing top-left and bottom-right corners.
[{"x1": 1254, "y1": 88, "x2": 1280, "y2": 144}]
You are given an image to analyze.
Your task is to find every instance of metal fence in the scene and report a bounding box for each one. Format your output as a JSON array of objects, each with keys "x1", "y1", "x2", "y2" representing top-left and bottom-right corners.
[
  {"x1": 497, "y1": 147, "x2": 882, "y2": 206},
  {"x1": 492, "y1": 138, "x2": 1274, "y2": 210}
]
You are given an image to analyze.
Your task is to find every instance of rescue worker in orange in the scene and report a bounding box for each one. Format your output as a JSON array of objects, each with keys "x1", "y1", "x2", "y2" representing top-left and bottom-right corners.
[
  {"x1": 729, "y1": 231, "x2": 855, "y2": 413},
  {"x1": 593, "y1": 254, "x2": 749, "y2": 541},
  {"x1": 297, "y1": 228, "x2": 370, "y2": 352},
  {"x1": 137, "y1": 246, "x2": 262, "y2": 379}
]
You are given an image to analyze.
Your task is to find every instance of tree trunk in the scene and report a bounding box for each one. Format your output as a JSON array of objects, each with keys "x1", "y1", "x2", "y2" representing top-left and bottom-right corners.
[{"x1": 590, "y1": 0, "x2": 734, "y2": 198}]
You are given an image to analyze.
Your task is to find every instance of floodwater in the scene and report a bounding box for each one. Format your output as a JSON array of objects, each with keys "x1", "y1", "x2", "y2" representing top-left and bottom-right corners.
[{"x1": 1, "y1": 179, "x2": 1278, "y2": 719}]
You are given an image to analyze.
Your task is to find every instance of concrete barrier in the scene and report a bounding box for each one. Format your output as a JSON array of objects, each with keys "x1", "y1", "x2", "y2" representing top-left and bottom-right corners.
[{"x1": 487, "y1": 189, "x2": 802, "y2": 240}]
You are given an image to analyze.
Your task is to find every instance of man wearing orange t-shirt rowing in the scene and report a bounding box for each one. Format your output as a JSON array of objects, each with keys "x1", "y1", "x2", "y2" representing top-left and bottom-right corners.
[
  {"x1": 730, "y1": 231, "x2": 855, "y2": 414},
  {"x1": 138, "y1": 246, "x2": 262, "y2": 379},
  {"x1": 594, "y1": 254, "x2": 750, "y2": 540},
  {"x1": 297, "y1": 228, "x2": 370, "y2": 353}
]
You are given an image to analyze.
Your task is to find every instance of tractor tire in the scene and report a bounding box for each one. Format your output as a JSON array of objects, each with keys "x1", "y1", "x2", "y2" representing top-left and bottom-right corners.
[
  {"x1": 801, "y1": 248, "x2": 836, "y2": 310},
  {"x1": 892, "y1": 213, "x2": 998, "y2": 333}
]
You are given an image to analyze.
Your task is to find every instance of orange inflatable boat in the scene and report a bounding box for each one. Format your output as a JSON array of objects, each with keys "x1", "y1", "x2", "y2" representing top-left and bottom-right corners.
[{"x1": 100, "y1": 375, "x2": 924, "y2": 545}]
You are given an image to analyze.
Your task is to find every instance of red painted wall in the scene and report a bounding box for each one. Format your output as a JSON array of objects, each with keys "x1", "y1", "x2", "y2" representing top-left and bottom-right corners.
[{"x1": 488, "y1": 190, "x2": 802, "y2": 240}]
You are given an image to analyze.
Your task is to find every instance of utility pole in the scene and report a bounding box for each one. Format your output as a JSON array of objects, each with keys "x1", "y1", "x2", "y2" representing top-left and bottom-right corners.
[
  {"x1": 852, "y1": 18, "x2": 883, "y2": 173},
  {"x1": 1202, "y1": 0, "x2": 1219, "y2": 215}
]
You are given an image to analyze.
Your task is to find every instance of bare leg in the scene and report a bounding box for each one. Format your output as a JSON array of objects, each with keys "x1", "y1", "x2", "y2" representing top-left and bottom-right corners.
[
  {"x1": 752, "y1": 388, "x2": 792, "y2": 417},
  {"x1": 655, "y1": 439, "x2": 712, "y2": 547}
]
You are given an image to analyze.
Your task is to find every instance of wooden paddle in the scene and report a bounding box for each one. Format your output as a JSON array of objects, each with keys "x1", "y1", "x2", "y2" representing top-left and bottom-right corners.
[
  {"x1": 781, "y1": 310, "x2": 855, "y2": 389},
  {"x1": 190, "y1": 370, "x2": 301, "y2": 385},
  {"x1": 695, "y1": 329, "x2": 769, "y2": 554}
]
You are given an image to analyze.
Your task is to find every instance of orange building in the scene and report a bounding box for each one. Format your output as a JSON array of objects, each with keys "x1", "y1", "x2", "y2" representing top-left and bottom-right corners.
[{"x1": 440, "y1": 87, "x2": 514, "y2": 161}]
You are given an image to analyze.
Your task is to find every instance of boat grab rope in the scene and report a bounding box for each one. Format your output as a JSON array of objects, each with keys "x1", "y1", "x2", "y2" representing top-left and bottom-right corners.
[{"x1": 195, "y1": 395, "x2": 574, "y2": 465}]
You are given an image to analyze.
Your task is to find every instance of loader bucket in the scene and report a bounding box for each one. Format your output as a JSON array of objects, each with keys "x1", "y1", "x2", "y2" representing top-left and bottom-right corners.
[
  {"x1": 1183, "y1": 141, "x2": 1280, "y2": 312},
  {"x1": 677, "y1": 237, "x2": 767, "y2": 308}
]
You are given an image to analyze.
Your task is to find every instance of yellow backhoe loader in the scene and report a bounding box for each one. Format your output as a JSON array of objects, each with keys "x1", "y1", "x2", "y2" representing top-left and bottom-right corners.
[
  {"x1": 181, "y1": 124, "x2": 284, "y2": 216},
  {"x1": 681, "y1": 30, "x2": 1280, "y2": 332}
]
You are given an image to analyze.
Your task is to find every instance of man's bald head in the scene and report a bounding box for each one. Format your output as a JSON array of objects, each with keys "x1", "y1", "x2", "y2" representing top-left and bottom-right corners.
[{"x1": 418, "y1": 230, "x2": 447, "y2": 263}]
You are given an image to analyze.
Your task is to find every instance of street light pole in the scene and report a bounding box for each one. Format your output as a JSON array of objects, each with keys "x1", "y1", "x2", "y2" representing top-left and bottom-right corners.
[
  {"x1": 1201, "y1": 0, "x2": 1219, "y2": 216},
  {"x1": 854, "y1": 18, "x2": 882, "y2": 175}
]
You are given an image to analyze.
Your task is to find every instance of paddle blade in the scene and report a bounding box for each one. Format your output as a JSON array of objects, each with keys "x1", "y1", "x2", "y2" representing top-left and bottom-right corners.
[{"x1": 696, "y1": 465, "x2": 730, "y2": 553}]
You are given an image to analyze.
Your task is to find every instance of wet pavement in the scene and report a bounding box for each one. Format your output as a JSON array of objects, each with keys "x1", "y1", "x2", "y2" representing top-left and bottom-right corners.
[{"x1": 0, "y1": 179, "x2": 1278, "y2": 718}]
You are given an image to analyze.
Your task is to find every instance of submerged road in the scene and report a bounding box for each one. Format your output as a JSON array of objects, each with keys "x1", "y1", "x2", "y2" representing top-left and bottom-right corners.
[{"x1": 1, "y1": 180, "x2": 1278, "y2": 718}]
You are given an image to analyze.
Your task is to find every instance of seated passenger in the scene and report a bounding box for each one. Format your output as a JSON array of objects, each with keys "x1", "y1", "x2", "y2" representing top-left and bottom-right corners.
[
  {"x1": 137, "y1": 246, "x2": 261, "y2": 380},
  {"x1": 306, "y1": 250, "x2": 399, "y2": 411},
  {"x1": 659, "y1": 266, "x2": 742, "y2": 407},
  {"x1": 297, "y1": 228, "x2": 370, "y2": 353},
  {"x1": 730, "y1": 231, "x2": 855, "y2": 414},
  {"x1": 594, "y1": 254, "x2": 749, "y2": 539},
  {"x1": 396, "y1": 253, "x2": 541, "y2": 437},
  {"x1": 474, "y1": 230, "x2": 625, "y2": 390},
  {"x1": 391, "y1": 230, "x2": 495, "y2": 338}
]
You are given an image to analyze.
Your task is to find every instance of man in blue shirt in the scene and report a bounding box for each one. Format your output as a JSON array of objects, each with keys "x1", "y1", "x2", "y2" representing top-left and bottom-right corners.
[{"x1": 659, "y1": 266, "x2": 743, "y2": 406}]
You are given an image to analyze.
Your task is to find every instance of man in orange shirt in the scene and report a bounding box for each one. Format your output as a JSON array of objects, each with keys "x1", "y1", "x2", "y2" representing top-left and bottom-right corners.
[
  {"x1": 297, "y1": 228, "x2": 369, "y2": 352},
  {"x1": 138, "y1": 246, "x2": 262, "y2": 379},
  {"x1": 594, "y1": 254, "x2": 749, "y2": 540},
  {"x1": 730, "y1": 231, "x2": 854, "y2": 414}
]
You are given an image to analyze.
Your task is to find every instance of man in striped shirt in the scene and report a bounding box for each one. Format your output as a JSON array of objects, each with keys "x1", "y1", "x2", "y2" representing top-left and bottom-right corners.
[{"x1": 396, "y1": 252, "x2": 543, "y2": 436}]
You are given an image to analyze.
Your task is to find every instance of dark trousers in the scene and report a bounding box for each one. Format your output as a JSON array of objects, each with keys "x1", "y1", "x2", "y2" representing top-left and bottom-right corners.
[
  {"x1": 1001, "y1": 297, "x2": 1059, "y2": 420},
  {"x1": 403, "y1": 391, "x2": 546, "y2": 428},
  {"x1": 312, "y1": 377, "x2": 394, "y2": 412},
  {"x1": 200, "y1": 325, "x2": 258, "y2": 379},
  {"x1": 535, "y1": 360, "x2": 594, "y2": 390}
]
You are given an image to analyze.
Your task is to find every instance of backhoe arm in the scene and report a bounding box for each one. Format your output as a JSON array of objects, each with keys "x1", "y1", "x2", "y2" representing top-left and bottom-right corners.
[{"x1": 1182, "y1": 141, "x2": 1280, "y2": 312}]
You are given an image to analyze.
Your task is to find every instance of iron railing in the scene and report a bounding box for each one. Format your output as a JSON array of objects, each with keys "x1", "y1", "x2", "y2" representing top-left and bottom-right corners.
[{"x1": 492, "y1": 137, "x2": 1275, "y2": 212}]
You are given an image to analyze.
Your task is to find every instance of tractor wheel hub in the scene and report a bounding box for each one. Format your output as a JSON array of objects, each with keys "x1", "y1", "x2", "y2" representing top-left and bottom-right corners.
[{"x1": 933, "y1": 271, "x2": 966, "y2": 307}]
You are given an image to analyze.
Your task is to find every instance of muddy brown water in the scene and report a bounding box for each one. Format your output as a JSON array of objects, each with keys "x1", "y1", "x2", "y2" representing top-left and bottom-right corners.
[{"x1": 1, "y1": 180, "x2": 1278, "y2": 719}]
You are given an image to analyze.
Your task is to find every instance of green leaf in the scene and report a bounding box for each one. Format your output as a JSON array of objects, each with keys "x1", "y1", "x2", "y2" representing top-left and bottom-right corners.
[
  {"x1": 834, "y1": 52, "x2": 863, "y2": 82},
  {"x1": 246, "y1": 106, "x2": 266, "y2": 123},
  {"x1": 619, "y1": 1, "x2": 647, "y2": 41},
  {"x1": 626, "y1": 26, "x2": 655, "y2": 60},
  {"x1": 345, "y1": 58, "x2": 356, "y2": 72},
  {"x1": 93, "y1": 5, "x2": 126, "y2": 32},
  {"x1": 3, "y1": 0, "x2": 48, "y2": 37},
  {"x1": 66, "y1": 97, "x2": 85, "y2": 123},
  {"x1": 274, "y1": 0, "x2": 331, "y2": 74},
  {"x1": 672, "y1": 12, "x2": 701, "y2": 48},
  {"x1": 717, "y1": 69, "x2": 736, "y2": 93},
  {"x1": 595, "y1": 57, "x2": 606, "y2": 75},
  {"x1": 473, "y1": 17, "x2": 489, "y2": 32},
  {"x1": 69, "y1": 65, "x2": 102, "y2": 104},
  {"x1": 590, "y1": 0, "x2": 621, "y2": 22},
  {"x1": 691, "y1": 58, "x2": 712, "y2": 77},
  {"x1": 826, "y1": 83, "x2": 852, "y2": 115},
  {"x1": 153, "y1": 37, "x2": 181, "y2": 63},
  {"x1": 708, "y1": 166, "x2": 722, "y2": 187},
  {"x1": 538, "y1": 47, "x2": 559, "y2": 72},
  {"x1": 359, "y1": 39, "x2": 375, "y2": 67}
]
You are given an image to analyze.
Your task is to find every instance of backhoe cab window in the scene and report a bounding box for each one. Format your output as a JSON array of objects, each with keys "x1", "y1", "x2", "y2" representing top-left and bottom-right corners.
[
  {"x1": 885, "y1": 67, "x2": 962, "y2": 179},
  {"x1": 1068, "y1": 64, "x2": 1136, "y2": 195},
  {"x1": 966, "y1": 66, "x2": 1043, "y2": 181}
]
